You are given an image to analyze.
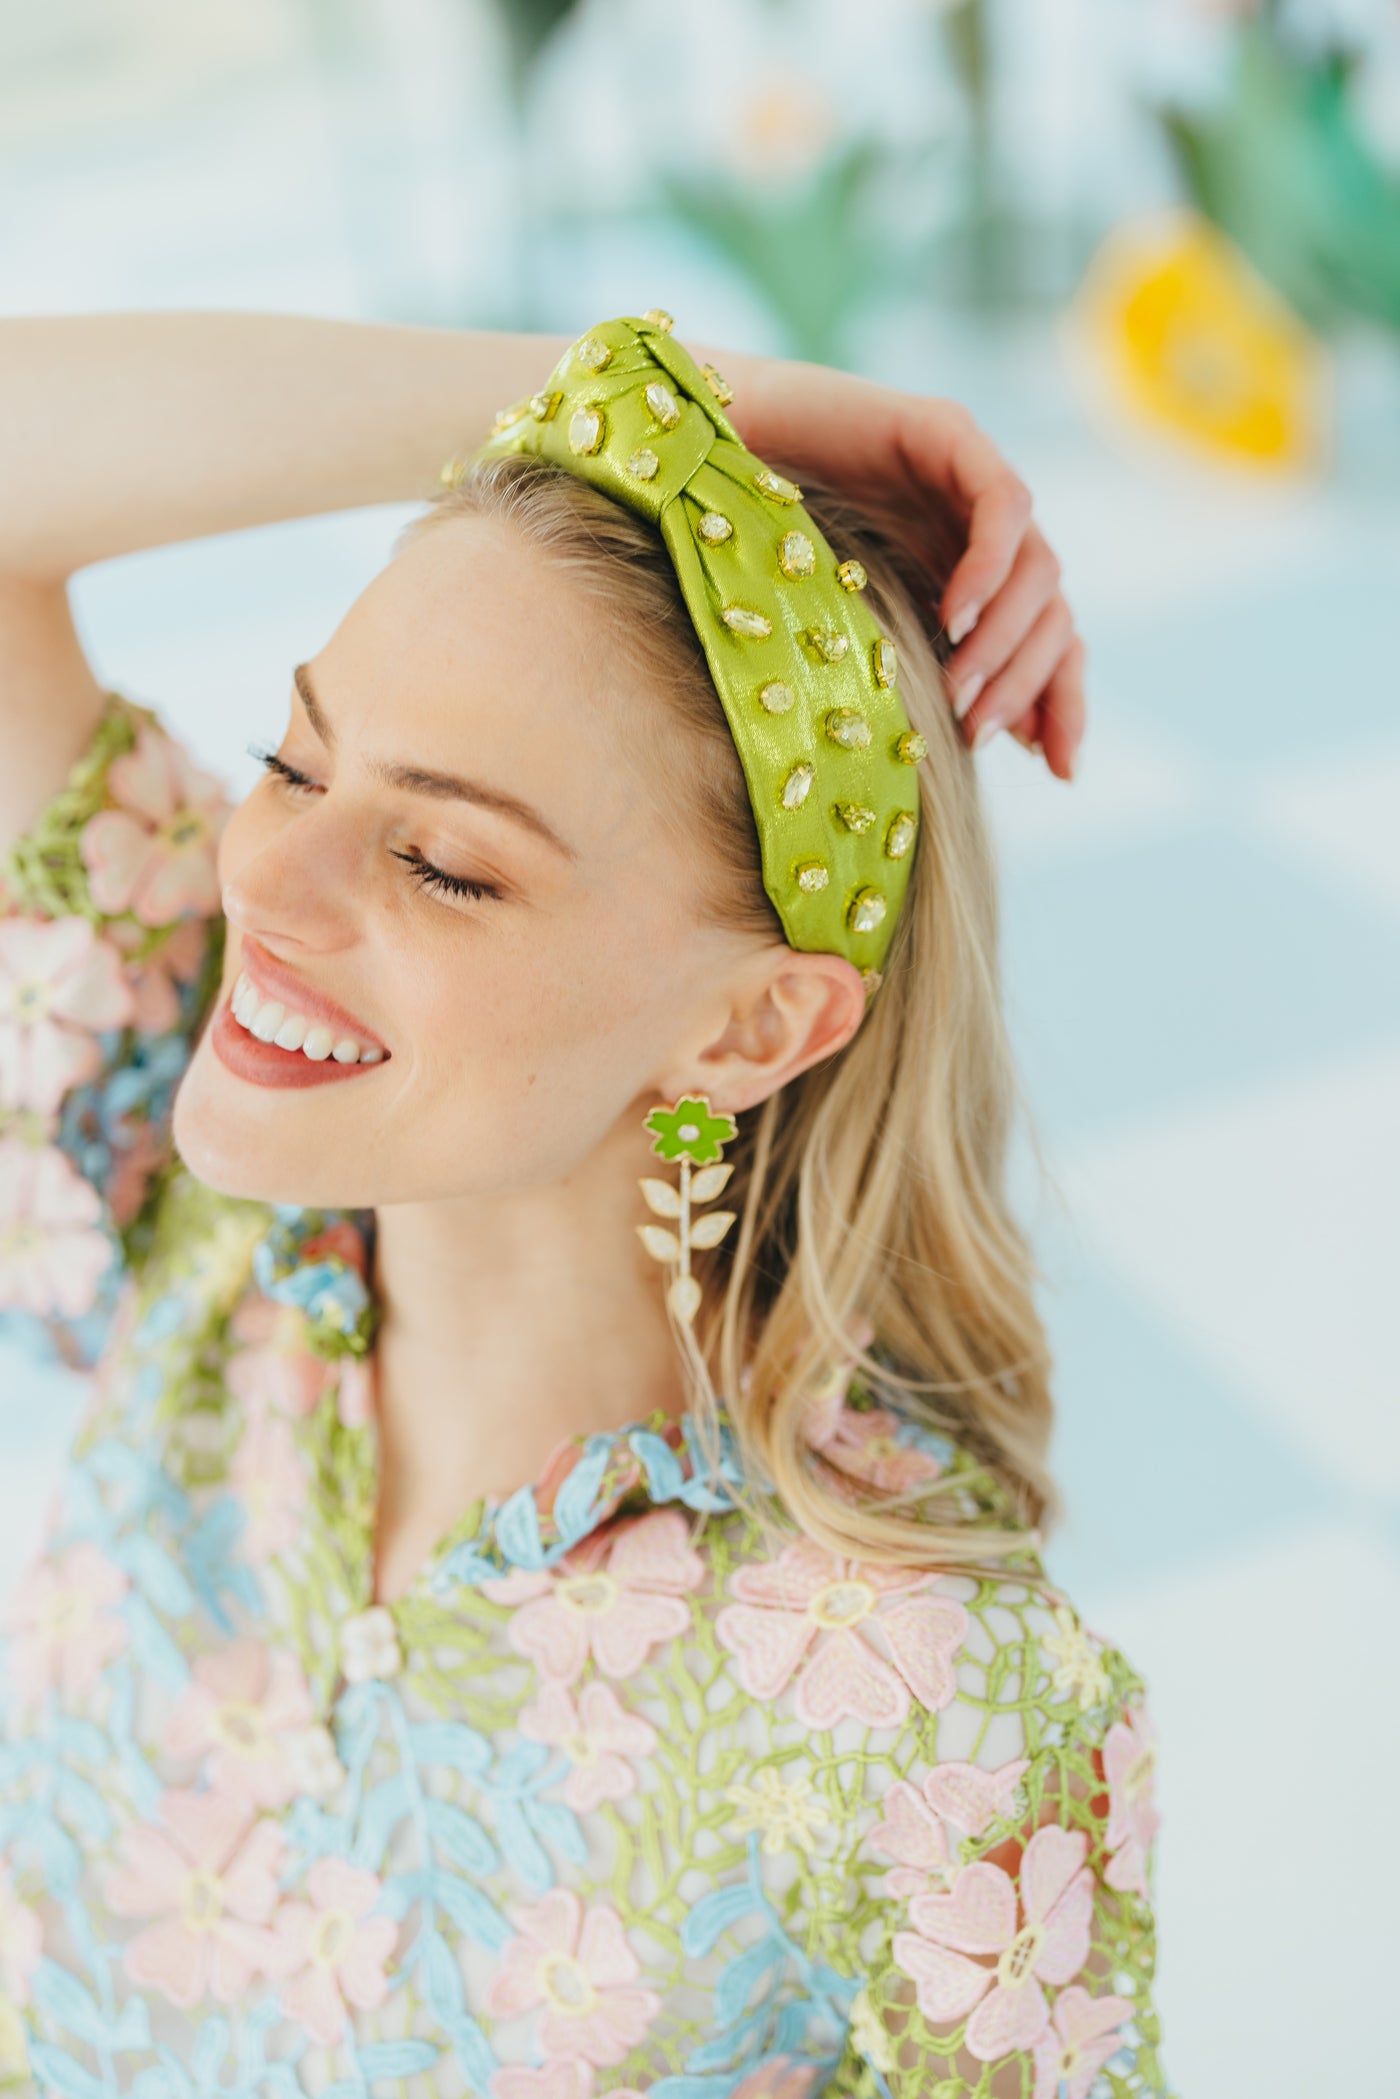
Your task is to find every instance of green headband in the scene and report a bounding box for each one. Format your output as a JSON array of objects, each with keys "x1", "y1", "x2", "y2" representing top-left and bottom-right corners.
[{"x1": 441, "y1": 308, "x2": 926, "y2": 985}]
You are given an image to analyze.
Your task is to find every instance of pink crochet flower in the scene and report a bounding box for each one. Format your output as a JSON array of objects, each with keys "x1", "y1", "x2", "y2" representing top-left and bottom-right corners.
[
  {"x1": 227, "y1": 1294, "x2": 335, "y2": 1420},
  {"x1": 163, "y1": 1639, "x2": 314, "y2": 1806},
  {"x1": 498, "y1": 1508, "x2": 705, "y2": 1685},
  {"x1": 1102, "y1": 1706, "x2": 1160, "y2": 1897},
  {"x1": 490, "y1": 2065, "x2": 593, "y2": 2099},
  {"x1": 0, "y1": 917, "x2": 134, "y2": 1118},
  {"x1": 4, "y1": 1539, "x2": 130, "y2": 1705},
  {"x1": 227, "y1": 1405, "x2": 309, "y2": 1564},
  {"x1": 106, "y1": 916, "x2": 207, "y2": 1036},
  {"x1": 267, "y1": 1856, "x2": 397, "y2": 2045},
  {"x1": 714, "y1": 1540, "x2": 968, "y2": 1730},
  {"x1": 871, "y1": 1759, "x2": 1032, "y2": 1898},
  {"x1": 485, "y1": 1889, "x2": 660, "y2": 2066},
  {"x1": 1031, "y1": 1984, "x2": 1133, "y2": 2099},
  {"x1": 105, "y1": 1790, "x2": 284, "y2": 2008},
  {"x1": 892, "y1": 1824, "x2": 1094, "y2": 2061},
  {"x1": 0, "y1": 1139, "x2": 113, "y2": 1318},
  {"x1": 0, "y1": 1863, "x2": 42, "y2": 2007},
  {"x1": 80, "y1": 726, "x2": 227, "y2": 927},
  {"x1": 519, "y1": 1680, "x2": 658, "y2": 1812}
]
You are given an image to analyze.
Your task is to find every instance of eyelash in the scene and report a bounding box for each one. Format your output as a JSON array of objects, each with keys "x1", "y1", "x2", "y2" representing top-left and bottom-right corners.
[{"x1": 247, "y1": 745, "x2": 502, "y2": 905}]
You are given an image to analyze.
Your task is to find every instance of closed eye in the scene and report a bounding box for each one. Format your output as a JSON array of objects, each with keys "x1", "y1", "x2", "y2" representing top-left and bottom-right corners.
[{"x1": 247, "y1": 743, "x2": 503, "y2": 904}]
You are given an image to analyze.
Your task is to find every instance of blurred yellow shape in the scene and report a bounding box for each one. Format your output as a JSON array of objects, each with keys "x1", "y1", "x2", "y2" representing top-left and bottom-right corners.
[{"x1": 1068, "y1": 207, "x2": 1327, "y2": 472}]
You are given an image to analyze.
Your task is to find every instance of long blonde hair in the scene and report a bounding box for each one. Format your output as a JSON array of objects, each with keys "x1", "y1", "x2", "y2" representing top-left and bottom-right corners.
[{"x1": 395, "y1": 451, "x2": 1060, "y2": 1573}]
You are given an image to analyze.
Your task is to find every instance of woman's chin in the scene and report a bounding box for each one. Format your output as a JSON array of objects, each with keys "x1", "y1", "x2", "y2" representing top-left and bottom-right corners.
[{"x1": 170, "y1": 1042, "x2": 359, "y2": 1209}]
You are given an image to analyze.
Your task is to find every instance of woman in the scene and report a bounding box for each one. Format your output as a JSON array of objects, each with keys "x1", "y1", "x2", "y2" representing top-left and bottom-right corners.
[{"x1": 0, "y1": 309, "x2": 1166, "y2": 2096}]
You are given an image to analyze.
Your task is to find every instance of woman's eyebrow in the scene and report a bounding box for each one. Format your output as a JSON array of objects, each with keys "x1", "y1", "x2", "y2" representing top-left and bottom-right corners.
[{"x1": 292, "y1": 663, "x2": 578, "y2": 864}]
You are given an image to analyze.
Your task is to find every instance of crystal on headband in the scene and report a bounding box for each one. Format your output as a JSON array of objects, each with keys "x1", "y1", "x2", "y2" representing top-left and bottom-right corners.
[
  {"x1": 849, "y1": 888, "x2": 888, "y2": 934},
  {"x1": 698, "y1": 511, "x2": 733, "y2": 544},
  {"x1": 645, "y1": 382, "x2": 681, "y2": 430},
  {"x1": 838, "y1": 560, "x2": 868, "y2": 592},
  {"x1": 885, "y1": 812, "x2": 917, "y2": 858},
  {"x1": 569, "y1": 408, "x2": 604, "y2": 455},
  {"x1": 530, "y1": 390, "x2": 561, "y2": 422},
  {"x1": 795, "y1": 860, "x2": 829, "y2": 892},
  {"x1": 759, "y1": 681, "x2": 796, "y2": 715},
  {"x1": 895, "y1": 730, "x2": 928, "y2": 764},
  {"x1": 722, "y1": 606, "x2": 773, "y2": 639},
  {"x1": 576, "y1": 337, "x2": 612, "y2": 372},
  {"x1": 779, "y1": 532, "x2": 817, "y2": 579},
  {"x1": 755, "y1": 467, "x2": 803, "y2": 503},
  {"x1": 835, "y1": 802, "x2": 878, "y2": 834},
  {"x1": 627, "y1": 447, "x2": 660, "y2": 481},
  {"x1": 825, "y1": 709, "x2": 871, "y2": 751},
  {"x1": 807, "y1": 628, "x2": 850, "y2": 664},
  {"x1": 702, "y1": 362, "x2": 735, "y2": 405},
  {"x1": 874, "y1": 638, "x2": 898, "y2": 688},
  {"x1": 643, "y1": 308, "x2": 675, "y2": 333},
  {"x1": 782, "y1": 764, "x2": 815, "y2": 809}
]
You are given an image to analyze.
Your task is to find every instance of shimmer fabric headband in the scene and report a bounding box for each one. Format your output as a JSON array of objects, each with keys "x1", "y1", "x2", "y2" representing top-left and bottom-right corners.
[{"x1": 440, "y1": 308, "x2": 927, "y2": 984}]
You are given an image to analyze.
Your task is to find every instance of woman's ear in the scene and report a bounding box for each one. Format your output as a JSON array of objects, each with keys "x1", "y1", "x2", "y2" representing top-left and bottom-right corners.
[{"x1": 672, "y1": 949, "x2": 868, "y2": 1116}]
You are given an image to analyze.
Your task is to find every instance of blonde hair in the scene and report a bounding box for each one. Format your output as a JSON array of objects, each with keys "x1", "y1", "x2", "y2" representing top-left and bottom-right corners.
[{"x1": 395, "y1": 452, "x2": 1060, "y2": 1574}]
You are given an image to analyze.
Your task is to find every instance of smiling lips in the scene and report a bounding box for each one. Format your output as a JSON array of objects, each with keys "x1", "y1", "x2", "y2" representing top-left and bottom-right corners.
[{"x1": 209, "y1": 939, "x2": 389, "y2": 1090}]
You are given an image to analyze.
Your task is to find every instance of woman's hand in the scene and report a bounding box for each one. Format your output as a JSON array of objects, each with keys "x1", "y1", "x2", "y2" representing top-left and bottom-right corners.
[{"x1": 719, "y1": 354, "x2": 1085, "y2": 782}]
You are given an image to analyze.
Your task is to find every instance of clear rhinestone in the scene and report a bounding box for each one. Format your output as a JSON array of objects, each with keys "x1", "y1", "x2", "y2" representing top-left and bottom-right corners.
[
  {"x1": 576, "y1": 336, "x2": 612, "y2": 372},
  {"x1": 697, "y1": 511, "x2": 733, "y2": 544},
  {"x1": 895, "y1": 730, "x2": 928, "y2": 764},
  {"x1": 755, "y1": 467, "x2": 803, "y2": 503},
  {"x1": 807, "y1": 628, "x2": 850, "y2": 664},
  {"x1": 838, "y1": 560, "x2": 868, "y2": 592},
  {"x1": 530, "y1": 390, "x2": 561, "y2": 422},
  {"x1": 568, "y1": 407, "x2": 604, "y2": 455},
  {"x1": 491, "y1": 396, "x2": 532, "y2": 433},
  {"x1": 835, "y1": 802, "x2": 878, "y2": 834},
  {"x1": 702, "y1": 362, "x2": 734, "y2": 405},
  {"x1": 644, "y1": 382, "x2": 681, "y2": 430},
  {"x1": 848, "y1": 888, "x2": 888, "y2": 934},
  {"x1": 885, "y1": 812, "x2": 917, "y2": 858},
  {"x1": 759, "y1": 680, "x2": 796, "y2": 715},
  {"x1": 627, "y1": 446, "x2": 661, "y2": 480},
  {"x1": 778, "y1": 531, "x2": 816, "y2": 579},
  {"x1": 781, "y1": 764, "x2": 815, "y2": 810},
  {"x1": 721, "y1": 605, "x2": 773, "y2": 639},
  {"x1": 643, "y1": 308, "x2": 675, "y2": 333},
  {"x1": 825, "y1": 708, "x2": 872, "y2": 751},
  {"x1": 439, "y1": 456, "x2": 464, "y2": 487},
  {"x1": 795, "y1": 860, "x2": 829, "y2": 893},
  {"x1": 874, "y1": 638, "x2": 898, "y2": 688}
]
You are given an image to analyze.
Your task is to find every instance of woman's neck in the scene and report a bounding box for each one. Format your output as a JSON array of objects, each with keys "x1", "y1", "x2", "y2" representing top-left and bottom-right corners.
[{"x1": 366, "y1": 1143, "x2": 689, "y2": 1602}]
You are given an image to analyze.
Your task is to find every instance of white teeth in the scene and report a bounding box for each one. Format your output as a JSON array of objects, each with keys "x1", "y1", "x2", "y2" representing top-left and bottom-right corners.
[
  {"x1": 249, "y1": 999, "x2": 285, "y2": 1043},
  {"x1": 229, "y1": 970, "x2": 382, "y2": 1067}
]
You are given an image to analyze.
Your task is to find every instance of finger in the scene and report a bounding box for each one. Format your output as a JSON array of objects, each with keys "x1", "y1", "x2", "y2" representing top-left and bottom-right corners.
[
  {"x1": 942, "y1": 529, "x2": 1062, "y2": 723},
  {"x1": 913, "y1": 417, "x2": 1032, "y2": 643},
  {"x1": 1036, "y1": 637, "x2": 1088, "y2": 781},
  {"x1": 961, "y1": 599, "x2": 1075, "y2": 752}
]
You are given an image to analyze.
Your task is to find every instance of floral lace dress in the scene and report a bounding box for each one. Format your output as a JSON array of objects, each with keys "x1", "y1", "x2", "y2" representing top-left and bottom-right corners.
[{"x1": 0, "y1": 693, "x2": 1172, "y2": 2098}]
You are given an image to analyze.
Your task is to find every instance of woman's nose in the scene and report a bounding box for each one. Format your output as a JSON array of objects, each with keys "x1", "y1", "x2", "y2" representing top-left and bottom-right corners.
[{"x1": 219, "y1": 798, "x2": 363, "y2": 952}]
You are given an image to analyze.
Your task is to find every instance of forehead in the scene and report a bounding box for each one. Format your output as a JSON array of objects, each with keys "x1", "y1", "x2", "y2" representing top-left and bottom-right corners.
[{"x1": 322, "y1": 513, "x2": 657, "y2": 865}]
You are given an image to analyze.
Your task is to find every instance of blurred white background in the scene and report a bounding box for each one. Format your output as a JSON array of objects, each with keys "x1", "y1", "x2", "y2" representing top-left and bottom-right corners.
[{"x1": 3, "y1": 3, "x2": 1400, "y2": 2093}]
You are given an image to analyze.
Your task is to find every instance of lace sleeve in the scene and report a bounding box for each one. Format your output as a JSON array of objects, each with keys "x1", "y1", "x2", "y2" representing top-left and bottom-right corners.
[
  {"x1": 0, "y1": 691, "x2": 229, "y2": 1369},
  {"x1": 827, "y1": 1690, "x2": 1172, "y2": 2099}
]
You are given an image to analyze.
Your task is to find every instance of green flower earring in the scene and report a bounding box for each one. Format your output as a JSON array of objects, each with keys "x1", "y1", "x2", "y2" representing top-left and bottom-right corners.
[{"x1": 638, "y1": 1094, "x2": 738, "y2": 1324}]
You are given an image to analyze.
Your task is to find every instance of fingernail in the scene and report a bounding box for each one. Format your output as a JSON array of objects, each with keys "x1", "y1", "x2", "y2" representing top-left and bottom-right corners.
[
  {"x1": 948, "y1": 602, "x2": 980, "y2": 647},
  {"x1": 951, "y1": 670, "x2": 984, "y2": 722},
  {"x1": 972, "y1": 716, "x2": 1000, "y2": 753}
]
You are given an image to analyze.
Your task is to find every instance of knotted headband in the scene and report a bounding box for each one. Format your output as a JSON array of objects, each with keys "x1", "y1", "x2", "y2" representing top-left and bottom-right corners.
[{"x1": 441, "y1": 308, "x2": 927, "y2": 984}]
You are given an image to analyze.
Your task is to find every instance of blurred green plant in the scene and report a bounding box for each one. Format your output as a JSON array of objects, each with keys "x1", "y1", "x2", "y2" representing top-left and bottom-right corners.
[
  {"x1": 496, "y1": 0, "x2": 585, "y2": 103},
  {"x1": 1159, "y1": 12, "x2": 1400, "y2": 335}
]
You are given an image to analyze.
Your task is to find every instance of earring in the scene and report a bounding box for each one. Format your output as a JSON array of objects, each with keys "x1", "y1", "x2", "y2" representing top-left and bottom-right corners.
[{"x1": 638, "y1": 1093, "x2": 738, "y2": 1324}]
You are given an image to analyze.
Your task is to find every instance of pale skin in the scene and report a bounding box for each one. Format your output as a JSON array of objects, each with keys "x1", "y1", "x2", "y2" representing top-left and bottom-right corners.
[{"x1": 0, "y1": 311, "x2": 1087, "y2": 1603}]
